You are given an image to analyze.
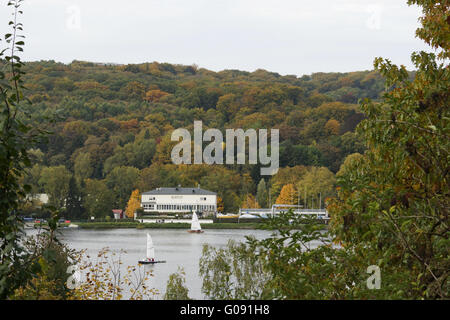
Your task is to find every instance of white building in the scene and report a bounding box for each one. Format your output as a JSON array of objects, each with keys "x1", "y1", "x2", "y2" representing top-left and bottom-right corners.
[
  {"x1": 26, "y1": 193, "x2": 49, "y2": 205},
  {"x1": 141, "y1": 186, "x2": 217, "y2": 215}
]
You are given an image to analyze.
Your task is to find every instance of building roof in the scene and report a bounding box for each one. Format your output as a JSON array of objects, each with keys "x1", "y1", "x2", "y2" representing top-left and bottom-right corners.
[{"x1": 142, "y1": 187, "x2": 216, "y2": 196}]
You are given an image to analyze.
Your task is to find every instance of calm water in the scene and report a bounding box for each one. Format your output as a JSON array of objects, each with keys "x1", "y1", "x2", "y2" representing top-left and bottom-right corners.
[{"x1": 31, "y1": 228, "x2": 273, "y2": 299}]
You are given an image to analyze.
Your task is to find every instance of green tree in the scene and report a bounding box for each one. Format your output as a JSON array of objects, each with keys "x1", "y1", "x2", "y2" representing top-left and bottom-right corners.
[
  {"x1": 39, "y1": 166, "x2": 72, "y2": 209},
  {"x1": 336, "y1": 153, "x2": 363, "y2": 177},
  {"x1": 83, "y1": 179, "x2": 114, "y2": 218},
  {"x1": 74, "y1": 152, "x2": 93, "y2": 185},
  {"x1": 199, "y1": 240, "x2": 270, "y2": 299},
  {"x1": 296, "y1": 167, "x2": 336, "y2": 208},
  {"x1": 0, "y1": 1, "x2": 46, "y2": 298},
  {"x1": 256, "y1": 179, "x2": 268, "y2": 208},
  {"x1": 329, "y1": 0, "x2": 449, "y2": 299},
  {"x1": 10, "y1": 231, "x2": 78, "y2": 300},
  {"x1": 164, "y1": 268, "x2": 190, "y2": 300},
  {"x1": 106, "y1": 166, "x2": 140, "y2": 210},
  {"x1": 248, "y1": 211, "x2": 382, "y2": 299},
  {"x1": 65, "y1": 176, "x2": 85, "y2": 220},
  {"x1": 22, "y1": 164, "x2": 44, "y2": 195}
]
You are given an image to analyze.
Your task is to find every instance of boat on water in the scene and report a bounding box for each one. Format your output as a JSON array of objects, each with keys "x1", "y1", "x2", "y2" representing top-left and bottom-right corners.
[
  {"x1": 187, "y1": 211, "x2": 204, "y2": 233},
  {"x1": 138, "y1": 233, "x2": 166, "y2": 264}
]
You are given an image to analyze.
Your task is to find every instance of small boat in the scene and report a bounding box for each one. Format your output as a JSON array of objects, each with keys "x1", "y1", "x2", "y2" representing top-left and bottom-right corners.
[
  {"x1": 187, "y1": 211, "x2": 204, "y2": 233},
  {"x1": 138, "y1": 233, "x2": 166, "y2": 264}
]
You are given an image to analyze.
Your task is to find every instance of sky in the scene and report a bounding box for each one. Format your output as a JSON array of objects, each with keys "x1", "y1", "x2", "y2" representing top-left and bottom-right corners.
[{"x1": 0, "y1": 0, "x2": 432, "y2": 76}]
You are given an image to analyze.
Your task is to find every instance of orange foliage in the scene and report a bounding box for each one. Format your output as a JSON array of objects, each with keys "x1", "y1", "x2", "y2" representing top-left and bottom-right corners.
[
  {"x1": 324, "y1": 119, "x2": 341, "y2": 135},
  {"x1": 125, "y1": 189, "x2": 141, "y2": 218},
  {"x1": 144, "y1": 89, "x2": 169, "y2": 102},
  {"x1": 119, "y1": 119, "x2": 139, "y2": 130},
  {"x1": 241, "y1": 194, "x2": 260, "y2": 209},
  {"x1": 275, "y1": 184, "x2": 297, "y2": 205}
]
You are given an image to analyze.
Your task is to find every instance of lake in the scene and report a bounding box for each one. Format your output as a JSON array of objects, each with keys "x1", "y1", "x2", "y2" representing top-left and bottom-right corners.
[{"x1": 27, "y1": 228, "x2": 274, "y2": 299}]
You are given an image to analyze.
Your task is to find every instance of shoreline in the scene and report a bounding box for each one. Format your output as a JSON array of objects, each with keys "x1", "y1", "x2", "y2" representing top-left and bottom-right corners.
[{"x1": 74, "y1": 222, "x2": 264, "y2": 230}]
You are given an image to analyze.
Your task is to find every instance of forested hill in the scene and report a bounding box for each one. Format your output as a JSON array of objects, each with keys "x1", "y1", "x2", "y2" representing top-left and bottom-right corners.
[{"x1": 17, "y1": 60, "x2": 387, "y2": 215}]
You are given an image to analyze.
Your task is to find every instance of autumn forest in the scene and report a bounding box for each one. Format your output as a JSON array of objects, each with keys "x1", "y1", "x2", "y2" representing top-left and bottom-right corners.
[{"x1": 17, "y1": 60, "x2": 386, "y2": 217}]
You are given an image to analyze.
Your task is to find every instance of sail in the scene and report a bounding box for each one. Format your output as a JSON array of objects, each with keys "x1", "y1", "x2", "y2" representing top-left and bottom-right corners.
[
  {"x1": 146, "y1": 233, "x2": 155, "y2": 260},
  {"x1": 191, "y1": 211, "x2": 202, "y2": 231}
]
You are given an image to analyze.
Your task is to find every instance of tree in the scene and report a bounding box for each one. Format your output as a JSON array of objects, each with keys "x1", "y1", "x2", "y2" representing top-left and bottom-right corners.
[
  {"x1": 83, "y1": 179, "x2": 114, "y2": 218},
  {"x1": 241, "y1": 194, "x2": 259, "y2": 209},
  {"x1": 275, "y1": 184, "x2": 296, "y2": 205},
  {"x1": 39, "y1": 166, "x2": 72, "y2": 209},
  {"x1": 22, "y1": 164, "x2": 43, "y2": 195},
  {"x1": 125, "y1": 189, "x2": 141, "y2": 218},
  {"x1": 121, "y1": 81, "x2": 146, "y2": 100},
  {"x1": 216, "y1": 196, "x2": 224, "y2": 213},
  {"x1": 199, "y1": 240, "x2": 270, "y2": 299},
  {"x1": 198, "y1": 166, "x2": 243, "y2": 213},
  {"x1": 256, "y1": 179, "x2": 268, "y2": 208},
  {"x1": 10, "y1": 232, "x2": 77, "y2": 300},
  {"x1": 269, "y1": 165, "x2": 307, "y2": 201},
  {"x1": 216, "y1": 93, "x2": 239, "y2": 121},
  {"x1": 144, "y1": 89, "x2": 169, "y2": 102},
  {"x1": 71, "y1": 248, "x2": 155, "y2": 300},
  {"x1": 74, "y1": 152, "x2": 93, "y2": 185},
  {"x1": 411, "y1": 0, "x2": 449, "y2": 60},
  {"x1": 153, "y1": 134, "x2": 177, "y2": 164},
  {"x1": 104, "y1": 139, "x2": 156, "y2": 172},
  {"x1": 336, "y1": 153, "x2": 363, "y2": 177},
  {"x1": 324, "y1": 119, "x2": 340, "y2": 135},
  {"x1": 329, "y1": 0, "x2": 449, "y2": 299},
  {"x1": 0, "y1": 1, "x2": 47, "y2": 298},
  {"x1": 65, "y1": 176, "x2": 85, "y2": 220},
  {"x1": 247, "y1": 211, "x2": 374, "y2": 299},
  {"x1": 105, "y1": 166, "x2": 140, "y2": 209},
  {"x1": 297, "y1": 167, "x2": 336, "y2": 208},
  {"x1": 164, "y1": 268, "x2": 190, "y2": 300}
]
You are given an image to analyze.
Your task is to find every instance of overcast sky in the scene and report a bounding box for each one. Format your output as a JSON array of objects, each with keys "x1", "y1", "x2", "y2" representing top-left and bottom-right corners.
[{"x1": 0, "y1": 0, "x2": 431, "y2": 76}]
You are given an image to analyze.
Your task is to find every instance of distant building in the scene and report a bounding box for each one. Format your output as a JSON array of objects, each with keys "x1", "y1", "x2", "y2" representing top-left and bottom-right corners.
[
  {"x1": 238, "y1": 205, "x2": 329, "y2": 222},
  {"x1": 141, "y1": 186, "x2": 217, "y2": 216},
  {"x1": 26, "y1": 193, "x2": 49, "y2": 206},
  {"x1": 112, "y1": 209, "x2": 124, "y2": 219}
]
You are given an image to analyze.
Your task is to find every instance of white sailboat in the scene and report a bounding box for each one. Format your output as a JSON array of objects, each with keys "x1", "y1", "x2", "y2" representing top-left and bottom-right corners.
[
  {"x1": 138, "y1": 233, "x2": 166, "y2": 264},
  {"x1": 188, "y1": 211, "x2": 204, "y2": 233}
]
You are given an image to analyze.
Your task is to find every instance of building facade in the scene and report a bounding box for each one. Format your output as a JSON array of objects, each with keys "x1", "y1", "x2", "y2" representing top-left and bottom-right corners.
[{"x1": 141, "y1": 187, "x2": 217, "y2": 215}]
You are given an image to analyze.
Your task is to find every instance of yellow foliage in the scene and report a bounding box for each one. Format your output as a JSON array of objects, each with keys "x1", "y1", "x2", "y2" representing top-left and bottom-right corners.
[
  {"x1": 241, "y1": 194, "x2": 260, "y2": 209},
  {"x1": 275, "y1": 184, "x2": 297, "y2": 205},
  {"x1": 144, "y1": 89, "x2": 169, "y2": 102},
  {"x1": 125, "y1": 189, "x2": 141, "y2": 218},
  {"x1": 324, "y1": 119, "x2": 340, "y2": 135},
  {"x1": 217, "y1": 196, "x2": 225, "y2": 213}
]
